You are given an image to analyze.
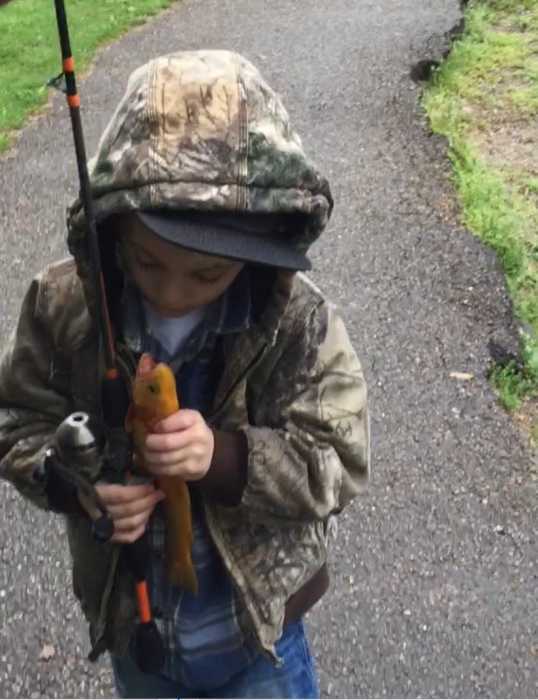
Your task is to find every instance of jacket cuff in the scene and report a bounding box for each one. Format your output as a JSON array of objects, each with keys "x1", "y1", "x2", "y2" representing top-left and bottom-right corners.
[{"x1": 199, "y1": 430, "x2": 248, "y2": 506}]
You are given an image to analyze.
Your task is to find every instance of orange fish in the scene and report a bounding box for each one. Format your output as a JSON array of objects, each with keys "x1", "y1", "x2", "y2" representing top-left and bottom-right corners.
[{"x1": 125, "y1": 352, "x2": 198, "y2": 594}]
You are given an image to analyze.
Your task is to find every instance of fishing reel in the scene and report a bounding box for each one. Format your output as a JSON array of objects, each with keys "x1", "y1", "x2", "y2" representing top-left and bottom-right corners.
[
  {"x1": 35, "y1": 410, "x2": 165, "y2": 673},
  {"x1": 34, "y1": 411, "x2": 114, "y2": 542}
]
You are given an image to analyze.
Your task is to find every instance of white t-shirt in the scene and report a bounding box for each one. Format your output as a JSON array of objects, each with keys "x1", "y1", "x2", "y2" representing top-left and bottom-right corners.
[{"x1": 142, "y1": 301, "x2": 206, "y2": 357}]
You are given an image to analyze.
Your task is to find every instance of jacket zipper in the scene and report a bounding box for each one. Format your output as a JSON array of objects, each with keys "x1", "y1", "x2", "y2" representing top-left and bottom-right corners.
[
  {"x1": 203, "y1": 503, "x2": 280, "y2": 664},
  {"x1": 206, "y1": 342, "x2": 268, "y2": 423},
  {"x1": 204, "y1": 342, "x2": 281, "y2": 662}
]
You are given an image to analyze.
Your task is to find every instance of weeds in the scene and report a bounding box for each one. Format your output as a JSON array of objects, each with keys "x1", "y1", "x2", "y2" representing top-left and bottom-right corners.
[
  {"x1": 424, "y1": 0, "x2": 538, "y2": 419},
  {"x1": 490, "y1": 361, "x2": 537, "y2": 411}
]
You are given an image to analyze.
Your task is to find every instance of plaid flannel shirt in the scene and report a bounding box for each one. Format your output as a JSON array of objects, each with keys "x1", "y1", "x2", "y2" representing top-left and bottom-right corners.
[{"x1": 121, "y1": 268, "x2": 259, "y2": 689}]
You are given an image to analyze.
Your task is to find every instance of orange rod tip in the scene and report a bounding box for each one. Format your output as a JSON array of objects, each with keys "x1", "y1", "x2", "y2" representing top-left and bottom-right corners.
[
  {"x1": 105, "y1": 368, "x2": 119, "y2": 380},
  {"x1": 63, "y1": 57, "x2": 75, "y2": 73}
]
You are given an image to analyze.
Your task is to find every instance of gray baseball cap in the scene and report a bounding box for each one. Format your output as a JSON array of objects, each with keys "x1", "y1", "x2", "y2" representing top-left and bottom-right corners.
[{"x1": 136, "y1": 210, "x2": 311, "y2": 271}]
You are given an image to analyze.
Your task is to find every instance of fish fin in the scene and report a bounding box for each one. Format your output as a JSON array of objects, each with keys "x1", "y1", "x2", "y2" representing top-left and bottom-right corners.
[{"x1": 137, "y1": 353, "x2": 156, "y2": 377}]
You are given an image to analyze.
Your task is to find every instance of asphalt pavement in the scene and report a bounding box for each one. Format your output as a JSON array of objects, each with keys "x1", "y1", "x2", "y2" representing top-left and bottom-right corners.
[{"x1": 0, "y1": 0, "x2": 536, "y2": 697}]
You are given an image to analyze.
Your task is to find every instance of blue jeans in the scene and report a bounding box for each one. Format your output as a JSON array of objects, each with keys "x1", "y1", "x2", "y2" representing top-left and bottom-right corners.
[{"x1": 111, "y1": 620, "x2": 319, "y2": 699}]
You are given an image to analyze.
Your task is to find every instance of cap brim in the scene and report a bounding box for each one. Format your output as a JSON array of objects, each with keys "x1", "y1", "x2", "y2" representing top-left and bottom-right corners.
[{"x1": 136, "y1": 210, "x2": 311, "y2": 272}]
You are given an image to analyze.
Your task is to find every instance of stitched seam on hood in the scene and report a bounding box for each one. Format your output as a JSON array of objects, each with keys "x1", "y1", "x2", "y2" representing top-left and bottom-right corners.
[
  {"x1": 236, "y1": 61, "x2": 249, "y2": 211},
  {"x1": 148, "y1": 59, "x2": 158, "y2": 207}
]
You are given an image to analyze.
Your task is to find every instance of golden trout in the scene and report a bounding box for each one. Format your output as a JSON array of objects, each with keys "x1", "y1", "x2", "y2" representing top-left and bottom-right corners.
[{"x1": 125, "y1": 352, "x2": 198, "y2": 594}]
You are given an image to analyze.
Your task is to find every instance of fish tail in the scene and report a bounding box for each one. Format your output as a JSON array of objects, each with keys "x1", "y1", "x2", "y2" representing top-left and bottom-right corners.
[
  {"x1": 168, "y1": 552, "x2": 198, "y2": 595},
  {"x1": 166, "y1": 527, "x2": 198, "y2": 595},
  {"x1": 161, "y1": 477, "x2": 198, "y2": 595}
]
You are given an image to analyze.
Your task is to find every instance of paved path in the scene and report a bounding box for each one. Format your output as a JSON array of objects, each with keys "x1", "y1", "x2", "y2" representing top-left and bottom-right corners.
[{"x1": 0, "y1": 1, "x2": 536, "y2": 697}]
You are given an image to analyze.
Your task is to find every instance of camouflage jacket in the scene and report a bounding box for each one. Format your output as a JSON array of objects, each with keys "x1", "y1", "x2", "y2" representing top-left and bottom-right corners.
[{"x1": 0, "y1": 50, "x2": 369, "y2": 661}]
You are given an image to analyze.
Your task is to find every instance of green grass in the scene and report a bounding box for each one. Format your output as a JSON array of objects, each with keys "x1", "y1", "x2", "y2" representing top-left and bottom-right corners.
[
  {"x1": 490, "y1": 362, "x2": 536, "y2": 411},
  {"x1": 526, "y1": 178, "x2": 538, "y2": 195},
  {"x1": 423, "y1": 0, "x2": 538, "y2": 415},
  {"x1": 424, "y1": 5, "x2": 538, "y2": 121},
  {"x1": 490, "y1": 328, "x2": 538, "y2": 412},
  {"x1": 0, "y1": 0, "x2": 177, "y2": 151}
]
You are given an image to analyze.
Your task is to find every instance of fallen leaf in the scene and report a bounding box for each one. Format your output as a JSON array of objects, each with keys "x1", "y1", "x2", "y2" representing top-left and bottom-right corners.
[
  {"x1": 449, "y1": 371, "x2": 474, "y2": 381},
  {"x1": 39, "y1": 644, "x2": 55, "y2": 661}
]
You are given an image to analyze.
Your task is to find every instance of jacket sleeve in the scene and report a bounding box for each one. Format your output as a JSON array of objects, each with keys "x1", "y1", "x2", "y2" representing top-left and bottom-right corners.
[
  {"x1": 240, "y1": 300, "x2": 370, "y2": 522},
  {"x1": 0, "y1": 274, "x2": 72, "y2": 510}
]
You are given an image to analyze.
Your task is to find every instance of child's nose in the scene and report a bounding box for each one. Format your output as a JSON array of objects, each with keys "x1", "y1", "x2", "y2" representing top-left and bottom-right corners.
[
  {"x1": 154, "y1": 279, "x2": 192, "y2": 315},
  {"x1": 160, "y1": 278, "x2": 185, "y2": 303}
]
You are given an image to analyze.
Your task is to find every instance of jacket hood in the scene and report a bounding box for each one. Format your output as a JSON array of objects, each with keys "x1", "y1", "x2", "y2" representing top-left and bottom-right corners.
[{"x1": 66, "y1": 50, "x2": 333, "y2": 325}]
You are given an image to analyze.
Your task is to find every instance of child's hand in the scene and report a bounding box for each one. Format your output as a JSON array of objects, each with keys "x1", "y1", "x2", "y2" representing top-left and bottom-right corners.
[
  {"x1": 143, "y1": 409, "x2": 215, "y2": 481},
  {"x1": 94, "y1": 481, "x2": 165, "y2": 544}
]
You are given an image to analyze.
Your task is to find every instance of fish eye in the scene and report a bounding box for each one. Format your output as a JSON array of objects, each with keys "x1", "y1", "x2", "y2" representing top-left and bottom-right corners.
[{"x1": 148, "y1": 384, "x2": 159, "y2": 395}]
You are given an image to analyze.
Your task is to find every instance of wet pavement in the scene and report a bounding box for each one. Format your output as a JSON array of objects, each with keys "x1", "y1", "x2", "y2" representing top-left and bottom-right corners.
[{"x1": 0, "y1": 0, "x2": 536, "y2": 697}]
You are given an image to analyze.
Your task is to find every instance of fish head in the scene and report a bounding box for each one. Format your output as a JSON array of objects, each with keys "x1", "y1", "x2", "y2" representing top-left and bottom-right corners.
[{"x1": 132, "y1": 353, "x2": 179, "y2": 417}]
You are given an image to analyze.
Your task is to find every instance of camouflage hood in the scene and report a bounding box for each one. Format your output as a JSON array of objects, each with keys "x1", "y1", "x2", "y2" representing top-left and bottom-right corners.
[{"x1": 67, "y1": 50, "x2": 333, "y2": 316}]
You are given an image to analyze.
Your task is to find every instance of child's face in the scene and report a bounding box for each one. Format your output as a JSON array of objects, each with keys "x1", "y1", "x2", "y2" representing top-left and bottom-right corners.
[{"x1": 120, "y1": 215, "x2": 244, "y2": 318}]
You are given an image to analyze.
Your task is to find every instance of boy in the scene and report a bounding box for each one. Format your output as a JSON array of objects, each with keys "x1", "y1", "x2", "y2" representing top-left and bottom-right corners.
[{"x1": 0, "y1": 50, "x2": 369, "y2": 698}]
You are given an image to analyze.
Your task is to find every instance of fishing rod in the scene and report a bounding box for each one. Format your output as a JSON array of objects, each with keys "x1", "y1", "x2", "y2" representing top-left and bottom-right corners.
[{"x1": 51, "y1": 0, "x2": 164, "y2": 673}]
